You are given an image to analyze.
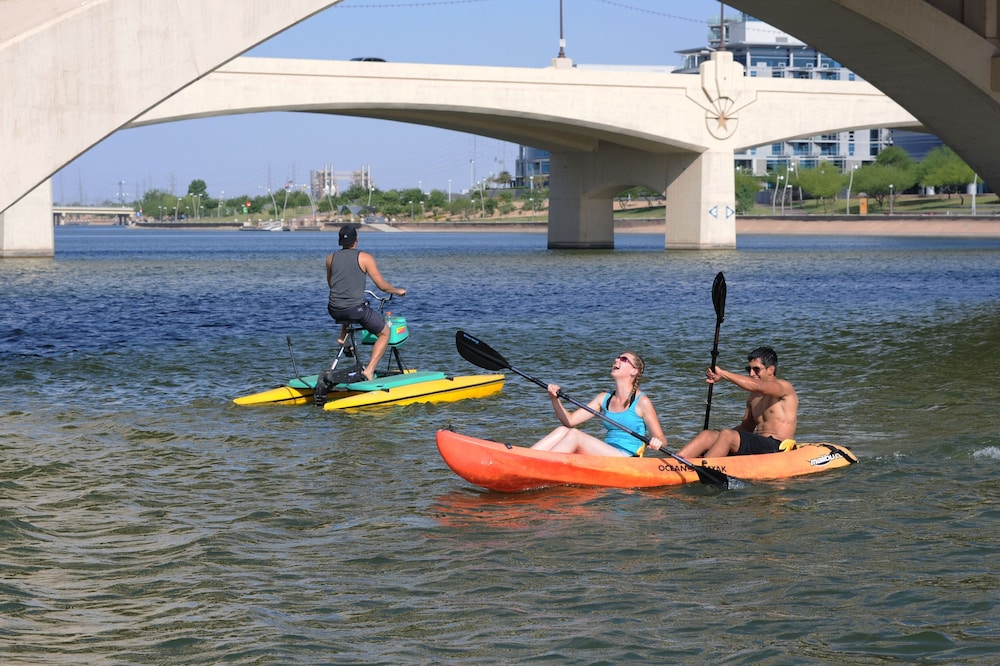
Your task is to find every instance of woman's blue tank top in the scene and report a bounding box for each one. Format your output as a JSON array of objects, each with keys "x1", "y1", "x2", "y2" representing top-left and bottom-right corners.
[{"x1": 602, "y1": 389, "x2": 646, "y2": 456}]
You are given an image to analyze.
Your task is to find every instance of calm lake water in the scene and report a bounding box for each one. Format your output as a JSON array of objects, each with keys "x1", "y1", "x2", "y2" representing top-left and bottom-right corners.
[{"x1": 2, "y1": 226, "x2": 999, "y2": 664}]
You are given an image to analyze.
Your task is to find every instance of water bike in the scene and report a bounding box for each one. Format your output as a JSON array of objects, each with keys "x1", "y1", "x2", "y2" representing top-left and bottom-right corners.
[{"x1": 234, "y1": 291, "x2": 504, "y2": 411}]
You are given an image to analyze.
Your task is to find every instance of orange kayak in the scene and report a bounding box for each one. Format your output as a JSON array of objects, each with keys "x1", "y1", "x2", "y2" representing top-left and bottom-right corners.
[{"x1": 436, "y1": 429, "x2": 858, "y2": 492}]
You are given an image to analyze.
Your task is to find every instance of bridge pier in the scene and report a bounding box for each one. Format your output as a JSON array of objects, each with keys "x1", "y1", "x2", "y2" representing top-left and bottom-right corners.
[
  {"x1": 0, "y1": 181, "x2": 53, "y2": 258},
  {"x1": 665, "y1": 149, "x2": 737, "y2": 250},
  {"x1": 547, "y1": 144, "x2": 736, "y2": 250}
]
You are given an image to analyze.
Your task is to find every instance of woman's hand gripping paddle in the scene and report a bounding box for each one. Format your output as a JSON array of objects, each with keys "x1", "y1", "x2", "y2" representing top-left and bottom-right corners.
[
  {"x1": 703, "y1": 272, "x2": 727, "y2": 430},
  {"x1": 455, "y1": 330, "x2": 738, "y2": 488}
]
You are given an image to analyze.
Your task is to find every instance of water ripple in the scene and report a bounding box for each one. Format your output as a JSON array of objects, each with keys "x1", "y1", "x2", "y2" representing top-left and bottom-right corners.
[{"x1": 1, "y1": 230, "x2": 998, "y2": 662}]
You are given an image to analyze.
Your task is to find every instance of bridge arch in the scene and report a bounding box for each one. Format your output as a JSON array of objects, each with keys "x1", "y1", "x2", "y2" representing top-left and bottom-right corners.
[
  {"x1": 131, "y1": 55, "x2": 918, "y2": 250},
  {"x1": 0, "y1": 0, "x2": 341, "y2": 256},
  {"x1": 726, "y1": 0, "x2": 1000, "y2": 193}
]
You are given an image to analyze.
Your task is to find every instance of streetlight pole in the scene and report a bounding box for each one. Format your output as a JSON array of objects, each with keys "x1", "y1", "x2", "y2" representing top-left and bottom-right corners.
[
  {"x1": 972, "y1": 173, "x2": 979, "y2": 215},
  {"x1": 409, "y1": 200, "x2": 414, "y2": 222},
  {"x1": 218, "y1": 190, "x2": 224, "y2": 218},
  {"x1": 301, "y1": 184, "x2": 317, "y2": 224},
  {"x1": 772, "y1": 173, "x2": 783, "y2": 215},
  {"x1": 889, "y1": 184, "x2": 894, "y2": 215},
  {"x1": 845, "y1": 164, "x2": 857, "y2": 215},
  {"x1": 259, "y1": 186, "x2": 277, "y2": 221},
  {"x1": 782, "y1": 166, "x2": 802, "y2": 212}
]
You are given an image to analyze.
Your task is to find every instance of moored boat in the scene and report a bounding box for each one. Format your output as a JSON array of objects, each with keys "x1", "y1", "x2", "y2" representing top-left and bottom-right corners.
[{"x1": 436, "y1": 429, "x2": 858, "y2": 492}]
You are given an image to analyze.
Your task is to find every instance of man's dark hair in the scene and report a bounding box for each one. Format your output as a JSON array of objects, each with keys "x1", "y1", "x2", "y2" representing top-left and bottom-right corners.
[{"x1": 748, "y1": 346, "x2": 778, "y2": 369}]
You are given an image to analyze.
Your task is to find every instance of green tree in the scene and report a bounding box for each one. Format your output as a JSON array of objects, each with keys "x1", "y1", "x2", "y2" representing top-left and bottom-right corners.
[
  {"x1": 140, "y1": 188, "x2": 176, "y2": 220},
  {"x1": 918, "y1": 145, "x2": 975, "y2": 204},
  {"x1": 187, "y1": 179, "x2": 208, "y2": 197},
  {"x1": 795, "y1": 160, "x2": 844, "y2": 212},
  {"x1": 446, "y1": 196, "x2": 477, "y2": 219},
  {"x1": 426, "y1": 189, "x2": 448, "y2": 209},
  {"x1": 875, "y1": 146, "x2": 913, "y2": 168},
  {"x1": 853, "y1": 148, "x2": 917, "y2": 209},
  {"x1": 852, "y1": 164, "x2": 916, "y2": 210},
  {"x1": 734, "y1": 169, "x2": 760, "y2": 214}
]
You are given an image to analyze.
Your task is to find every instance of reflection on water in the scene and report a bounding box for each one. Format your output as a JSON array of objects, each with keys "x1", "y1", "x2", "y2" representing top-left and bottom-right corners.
[{"x1": 1, "y1": 228, "x2": 998, "y2": 663}]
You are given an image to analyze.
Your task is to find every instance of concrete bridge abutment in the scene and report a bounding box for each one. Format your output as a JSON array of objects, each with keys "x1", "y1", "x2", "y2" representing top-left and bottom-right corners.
[
  {"x1": 547, "y1": 144, "x2": 737, "y2": 250},
  {"x1": 665, "y1": 149, "x2": 737, "y2": 250},
  {"x1": 0, "y1": 181, "x2": 54, "y2": 258}
]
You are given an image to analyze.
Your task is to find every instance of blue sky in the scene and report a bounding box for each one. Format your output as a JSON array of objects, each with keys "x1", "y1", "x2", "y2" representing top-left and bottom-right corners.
[{"x1": 55, "y1": 0, "x2": 733, "y2": 205}]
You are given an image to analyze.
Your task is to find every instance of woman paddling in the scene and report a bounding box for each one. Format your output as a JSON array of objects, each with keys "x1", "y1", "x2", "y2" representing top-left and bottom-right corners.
[{"x1": 530, "y1": 351, "x2": 666, "y2": 456}]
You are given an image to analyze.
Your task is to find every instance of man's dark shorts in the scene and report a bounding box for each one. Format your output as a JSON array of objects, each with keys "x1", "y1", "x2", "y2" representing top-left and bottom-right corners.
[
  {"x1": 328, "y1": 303, "x2": 385, "y2": 335},
  {"x1": 736, "y1": 431, "x2": 783, "y2": 455}
]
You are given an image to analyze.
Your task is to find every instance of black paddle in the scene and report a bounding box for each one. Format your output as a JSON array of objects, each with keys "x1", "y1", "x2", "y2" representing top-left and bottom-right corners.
[
  {"x1": 455, "y1": 330, "x2": 737, "y2": 487},
  {"x1": 703, "y1": 272, "x2": 727, "y2": 430}
]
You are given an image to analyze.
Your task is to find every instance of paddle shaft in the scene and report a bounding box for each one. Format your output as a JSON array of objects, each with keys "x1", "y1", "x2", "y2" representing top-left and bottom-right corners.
[
  {"x1": 506, "y1": 366, "x2": 650, "y2": 445},
  {"x1": 703, "y1": 320, "x2": 722, "y2": 430},
  {"x1": 703, "y1": 272, "x2": 727, "y2": 431}
]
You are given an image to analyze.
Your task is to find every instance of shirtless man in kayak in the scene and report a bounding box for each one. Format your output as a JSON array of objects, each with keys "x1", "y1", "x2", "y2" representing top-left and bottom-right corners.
[{"x1": 675, "y1": 346, "x2": 798, "y2": 458}]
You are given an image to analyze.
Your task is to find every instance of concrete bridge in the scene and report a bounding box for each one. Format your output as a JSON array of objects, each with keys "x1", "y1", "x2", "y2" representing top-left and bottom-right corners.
[
  {"x1": 127, "y1": 54, "x2": 919, "y2": 251},
  {"x1": 726, "y1": 0, "x2": 1000, "y2": 199},
  {"x1": 2, "y1": 0, "x2": 997, "y2": 256},
  {"x1": 53, "y1": 207, "x2": 135, "y2": 226}
]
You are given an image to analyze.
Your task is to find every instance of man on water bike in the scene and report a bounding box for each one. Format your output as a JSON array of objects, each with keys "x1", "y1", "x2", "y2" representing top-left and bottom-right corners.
[
  {"x1": 675, "y1": 346, "x2": 798, "y2": 458},
  {"x1": 326, "y1": 224, "x2": 406, "y2": 381}
]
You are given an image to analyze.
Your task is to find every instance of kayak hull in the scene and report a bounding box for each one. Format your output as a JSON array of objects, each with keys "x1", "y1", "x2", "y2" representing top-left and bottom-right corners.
[
  {"x1": 436, "y1": 430, "x2": 858, "y2": 492},
  {"x1": 323, "y1": 374, "x2": 505, "y2": 410}
]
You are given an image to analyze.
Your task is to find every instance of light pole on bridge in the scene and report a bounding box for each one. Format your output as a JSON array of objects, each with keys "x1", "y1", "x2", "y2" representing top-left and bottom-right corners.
[{"x1": 557, "y1": 0, "x2": 566, "y2": 58}]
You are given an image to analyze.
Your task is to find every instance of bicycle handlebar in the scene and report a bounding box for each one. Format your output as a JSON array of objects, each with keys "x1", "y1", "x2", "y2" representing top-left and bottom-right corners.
[{"x1": 365, "y1": 290, "x2": 394, "y2": 314}]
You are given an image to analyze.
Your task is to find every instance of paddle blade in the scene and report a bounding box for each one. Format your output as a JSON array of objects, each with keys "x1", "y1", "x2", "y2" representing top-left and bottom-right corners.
[
  {"x1": 712, "y1": 272, "x2": 727, "y2": 323},
  {"x1": 692, "y1": 463, "x2": 735, "y2": 487},
  {"x1": 455, "y1": 330, "x2": 511, "y2": 372}
]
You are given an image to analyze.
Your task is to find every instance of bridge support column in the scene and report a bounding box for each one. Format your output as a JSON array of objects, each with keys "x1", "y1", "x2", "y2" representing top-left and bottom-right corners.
[
  {"x1": 547, "y1": 144, "x2": 671, "y2": 250},
  {"x1": 665, "y1": 149, "x2": 736, "y2": 250},
  {"x1": 547, "y1": 152, "x2": 616, "y2": 249},
  {"x1": 0, "y1": 180, "x2": 53, "y2": 258}
]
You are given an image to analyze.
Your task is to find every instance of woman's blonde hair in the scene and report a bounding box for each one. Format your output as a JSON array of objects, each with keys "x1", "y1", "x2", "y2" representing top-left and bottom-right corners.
[{"x1": 620, "y1": 351, "x2": 645, "y2": 394}]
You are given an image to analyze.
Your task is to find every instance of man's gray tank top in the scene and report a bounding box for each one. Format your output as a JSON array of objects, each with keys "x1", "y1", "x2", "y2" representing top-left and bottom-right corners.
[{"x1": 327, "y1": 248, "x2": 366, "y2": 311}]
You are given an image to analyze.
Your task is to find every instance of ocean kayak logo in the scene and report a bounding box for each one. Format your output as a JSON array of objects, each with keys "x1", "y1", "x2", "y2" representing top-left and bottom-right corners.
[{"x1": 657, "y1": 462, "x2": 725, "y2": 475}]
